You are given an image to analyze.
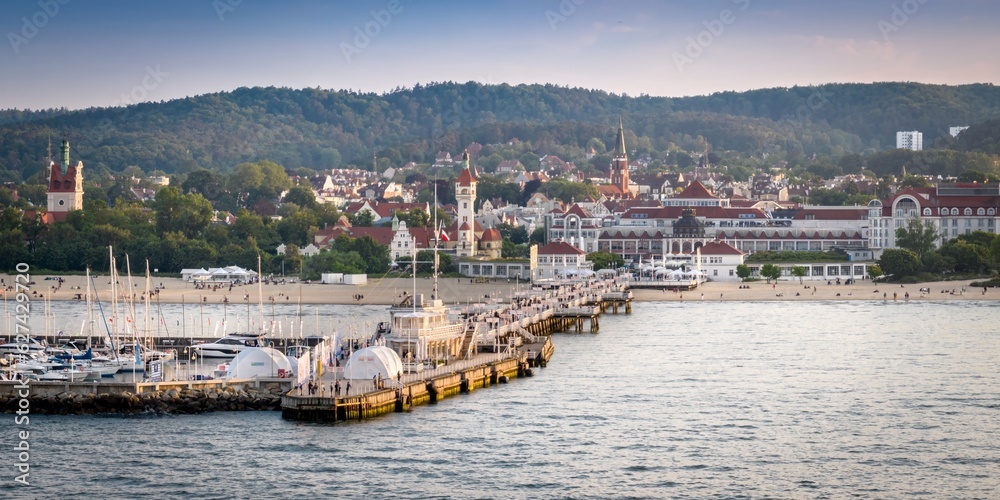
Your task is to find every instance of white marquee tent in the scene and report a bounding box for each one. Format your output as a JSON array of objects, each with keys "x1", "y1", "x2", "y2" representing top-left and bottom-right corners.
[
  {"x1": 226, "y1": 347, "x2": 292, "y2": 379},
  {"x1": 343, "y1": 346, "x2": 403, "y2": 381}
]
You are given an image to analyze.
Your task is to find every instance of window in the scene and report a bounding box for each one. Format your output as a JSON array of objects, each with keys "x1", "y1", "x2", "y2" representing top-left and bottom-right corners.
[
  {"x1": 951, "y1": 208, "x2": 959, "y2": 215},
  {"x1": 463, "y1": 203, "x2": 467, "y2": 209},
  {"x1": 964, "y1": 208, "x2": 973, "y2": 216},
  {"x1": 923, "y1": 208, "x2": 931, "y2": 216},
  {"x1": 729, "y1": 270, "x2": 734, "y2": 276},
  {"x1": 978, "y1": 208, "x2": 986, "y2": 216},
  {"x1": 989, "y1": 208, "x2": 996, "y2": 216}
]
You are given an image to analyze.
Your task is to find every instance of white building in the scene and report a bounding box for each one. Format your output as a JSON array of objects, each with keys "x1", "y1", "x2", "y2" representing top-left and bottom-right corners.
[
  {"x1": 867, "y1": 183, "x2": 1000, "y2": 257},
  {"x1": 949, "y1": 126, "x2": 969, "y2": 138},
  {"x1": 896, "y1": 131, "x2": 923, "y2": 151},
  {"x1": 533, "y1": 241, "x2": 591, "y2": 280}
]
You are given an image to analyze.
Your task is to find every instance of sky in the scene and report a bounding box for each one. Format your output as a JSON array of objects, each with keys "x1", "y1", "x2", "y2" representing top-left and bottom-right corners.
[{"x1": 2, "y1": 0, "x2": 999, "y2": 110}]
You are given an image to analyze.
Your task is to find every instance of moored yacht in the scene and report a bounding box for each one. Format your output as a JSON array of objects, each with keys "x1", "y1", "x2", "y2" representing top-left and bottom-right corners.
[{"x1": 192, "y1": 333, "x2": 267, "y2": 358}]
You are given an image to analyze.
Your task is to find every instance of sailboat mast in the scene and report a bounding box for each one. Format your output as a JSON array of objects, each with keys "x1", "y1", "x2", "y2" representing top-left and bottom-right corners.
[
  {"x1": 433, "y1": 177, "x2": 439, "y2": 300},
  {"x1": 257, "y1": 254, "x2": 264, "y2": 335}
]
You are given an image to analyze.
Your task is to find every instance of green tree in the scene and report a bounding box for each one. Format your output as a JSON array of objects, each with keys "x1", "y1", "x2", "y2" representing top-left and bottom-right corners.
[
  {"x1": 760, "y1": 263, "x2": 782, "y2": 284},
  {"x1": 229, "y1": 160, "x2": 292, "y2": 209},
  {"x1": 878, "y1": 248, "x2": 921, "y2": 279},
  {"x1": 867, "y1": 264, "x2": 883, "y2": 282},
  {"x1": 529, "y1": 227, "x2": 546, "y2": 245},
  {"x1": 395, "y1": 208, "x2": 429, "y2": 228},
  {"x1": 990, "y1": 234, "x2": 1000, "y2": 274},
  {"x1": 181, "y1": 169, "x2": 225, "y2": 201},
  {"x1": 283, "y1": 184, "x2": 317, "y2": 209},
  {"x1": 939, "y1": 240, "x2": 989, "y2": 274},
  {"x1": 301, "y1": 250, "x2": 365, "y2": 280},
  {"x1": 736, "y1": 264, "x2": 751, "y2": 282},
  {"x1": 276, "y1": 210, "x2": 318, "y2": 247},
  {"x1": 414, "y1": 249, "x2": 454, "y2": 274},
  {"x1": 150, "y1": 186, "x2": 214, "y2": 238},
  {"x1": 349, "y1": 210, "x2": 375, "y2": 227},
  {"x1": 791, "y1": 265, "x2": 807, "y2": 284},
  {"x1": 921, "y1": 250, "x2": 955, "y2": 274},
  {"x1": 332, "y1": 235, "x2": 391, "y2": 274},
  {"x1": 587, "y1": 251, "x2": 624, "y2": 271},
  {"x1": 895, "y1": 218, "x2": 938, "y2": 258}
]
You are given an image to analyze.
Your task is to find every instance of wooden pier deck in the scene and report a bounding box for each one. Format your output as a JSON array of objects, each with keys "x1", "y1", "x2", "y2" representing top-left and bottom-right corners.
[{"x1": 281, "y1": 277, "x2": 633, "y2": 423}]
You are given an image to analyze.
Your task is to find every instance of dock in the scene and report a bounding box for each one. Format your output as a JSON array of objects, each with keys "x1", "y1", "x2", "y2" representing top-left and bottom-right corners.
[{"x1": 280, "y1": 277, "x2": 632, "y2": 423}]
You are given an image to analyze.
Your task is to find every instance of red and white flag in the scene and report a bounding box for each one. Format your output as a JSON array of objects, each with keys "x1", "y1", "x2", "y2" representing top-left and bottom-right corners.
[{"x1": 439, "y1": 228, "x2": 449, "y2": 242}]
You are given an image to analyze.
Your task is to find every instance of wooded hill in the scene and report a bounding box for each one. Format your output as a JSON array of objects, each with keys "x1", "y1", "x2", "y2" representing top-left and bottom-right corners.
[{"x1": 1, "y1": 82, "x2": 998, "y2": 181}]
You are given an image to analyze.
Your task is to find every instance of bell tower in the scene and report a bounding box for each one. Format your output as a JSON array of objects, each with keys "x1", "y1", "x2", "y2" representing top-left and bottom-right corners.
[
  {"x1": 47, "y1": 139, "x2": 84, "y2": 218},
  {"x1": 610, "y1": 118, "x2": 629, "y2": 195},
  {"x1": 454, "y1": 151, "x2": 477, "y2": 257}
]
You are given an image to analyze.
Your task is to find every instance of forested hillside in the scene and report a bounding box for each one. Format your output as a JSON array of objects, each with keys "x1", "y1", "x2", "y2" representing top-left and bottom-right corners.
[{"x1": 1, "y1": 82, "x2": 998, "y2": 182}]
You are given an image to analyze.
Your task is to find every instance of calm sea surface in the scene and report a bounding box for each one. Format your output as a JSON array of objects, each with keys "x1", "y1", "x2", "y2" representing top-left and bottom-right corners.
[{"x1": 2, "y1": 300, "x2": 999, "y2": 499}]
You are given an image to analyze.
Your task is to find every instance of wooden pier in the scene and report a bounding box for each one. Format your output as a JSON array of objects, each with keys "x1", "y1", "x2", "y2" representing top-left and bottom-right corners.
[{"x1": 281, "y1": 277, "x2": 633, "y2": 423}]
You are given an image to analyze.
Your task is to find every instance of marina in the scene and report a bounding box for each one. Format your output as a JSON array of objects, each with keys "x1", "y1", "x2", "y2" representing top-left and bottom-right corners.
[{"x1": 1, "y1": 276, "x2": 633, "y2": 422}]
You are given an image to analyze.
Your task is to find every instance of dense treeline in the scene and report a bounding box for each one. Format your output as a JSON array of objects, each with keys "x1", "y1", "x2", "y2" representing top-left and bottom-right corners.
[{"x1": 2, "y1": 82, "x2": 998, "y2": 182}]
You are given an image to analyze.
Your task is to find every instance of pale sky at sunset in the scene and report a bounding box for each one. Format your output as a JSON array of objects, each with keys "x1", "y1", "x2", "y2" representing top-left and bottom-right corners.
[{"x1": 2, "y1": 0, "x2": 998, "y2": 110}]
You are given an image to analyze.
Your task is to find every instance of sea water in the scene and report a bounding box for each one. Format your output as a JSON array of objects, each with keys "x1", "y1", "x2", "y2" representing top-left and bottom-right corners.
[{"x1": 2, "y1": 300, "x2": 998, "y2": 498}]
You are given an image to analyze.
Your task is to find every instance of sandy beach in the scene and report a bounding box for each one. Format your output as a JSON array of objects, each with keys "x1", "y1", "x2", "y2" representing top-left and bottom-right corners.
[{"x1": 2, "y1": 273, "x2": 996, "y2": 306}]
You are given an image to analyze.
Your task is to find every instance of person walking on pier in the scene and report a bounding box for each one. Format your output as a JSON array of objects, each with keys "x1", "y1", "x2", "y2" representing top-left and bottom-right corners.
[{"x1": 335, "y1": 380, "x2": 341, "y2": 396}]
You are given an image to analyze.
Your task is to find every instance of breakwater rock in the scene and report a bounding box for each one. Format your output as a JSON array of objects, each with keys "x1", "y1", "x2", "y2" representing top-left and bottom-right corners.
[{"x1": 1, "y1": 385, "x2": 285, "y2": 415}]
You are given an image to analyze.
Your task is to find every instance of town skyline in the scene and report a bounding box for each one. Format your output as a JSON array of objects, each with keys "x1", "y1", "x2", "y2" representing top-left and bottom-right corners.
[{"x1": 3, "y1": 0, "x2": 1000, "y2": 110}]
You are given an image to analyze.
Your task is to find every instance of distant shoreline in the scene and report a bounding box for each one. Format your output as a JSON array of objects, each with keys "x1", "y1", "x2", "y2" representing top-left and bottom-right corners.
[{"x1": 2, "y1": 274, "x2": 996, "y2": 306}]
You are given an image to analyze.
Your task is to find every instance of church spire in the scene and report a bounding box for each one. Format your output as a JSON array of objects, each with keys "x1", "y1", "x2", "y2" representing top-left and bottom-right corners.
[{"x1": 613, "y1": 117, "x2": 627, "y2": 158}]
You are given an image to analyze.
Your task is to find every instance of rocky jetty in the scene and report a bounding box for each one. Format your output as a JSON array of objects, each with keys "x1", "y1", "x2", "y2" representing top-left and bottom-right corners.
[{"x1": 1, "y1": 385, "x2": 285, "y2": 415}]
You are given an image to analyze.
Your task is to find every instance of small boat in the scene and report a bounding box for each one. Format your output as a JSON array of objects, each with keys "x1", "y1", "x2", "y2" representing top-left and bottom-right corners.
[
  {"x1": 0, "y1": 338, "x2": 48, "y2": 356},
  {"x1": 37, "y1": 367, "x2": 90, "y2": 382},
  {"x1": 193, "y1": 333, "x2": 267, "y2": 358}
]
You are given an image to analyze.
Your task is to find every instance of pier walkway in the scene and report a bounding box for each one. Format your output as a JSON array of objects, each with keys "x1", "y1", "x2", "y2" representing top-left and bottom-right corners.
[{"x1": 280, "y1": 276, "x2": 632, "y2": 422}]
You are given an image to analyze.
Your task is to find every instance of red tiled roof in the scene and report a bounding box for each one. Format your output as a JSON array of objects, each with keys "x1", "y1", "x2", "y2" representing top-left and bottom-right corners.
[
  {"x1": 792, "y1": 208, "x2": 868, "y2": 220},
  {"x1": 537, "y1": 241, "x2": 586, "y2": 255},
  {"x1": 481, "y1": 228, "x2": 502, "y2": 242},
  {"x1": 699, "y1": 241, "x2": 743, "y2": 255},
  {"x1": 675, "y1": 180, "x2": 717, "y2": 199},
  {"x1": 457, "y1": 167, "x2": 477, "y2": 187},
  {"x1": 564, "y1": 204, "x2": 594, "y2": 218}
]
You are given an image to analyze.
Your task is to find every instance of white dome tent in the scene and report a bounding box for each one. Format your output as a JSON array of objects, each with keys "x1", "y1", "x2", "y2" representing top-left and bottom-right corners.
[
  {"x1": 343, "y1": 346, "x2": 403, "y2": 381},
  {"x1": 226, "y1": 347, "x2": 292, "y2": 379}
]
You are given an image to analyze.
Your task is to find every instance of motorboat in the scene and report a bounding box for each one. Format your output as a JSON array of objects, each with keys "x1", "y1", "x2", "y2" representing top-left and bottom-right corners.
[
  {"x1": 192, "y1": 333, "x2": 267, "y2": 358},
  {"x1": 0, "y1": 337, "x2": 48, "y2": 356},
  {"x1": 37, "y1": 368, "x2": 90, "y2": 382}
]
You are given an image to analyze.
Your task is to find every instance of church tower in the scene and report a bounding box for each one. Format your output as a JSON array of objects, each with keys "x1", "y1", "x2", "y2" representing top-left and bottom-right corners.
[
  {"x1": 610, "y1": 118, "x2": 630, "y2": 195},
  {"x1": 454, "y1": 151, "x2": 477, "y2": 257},
  {"x1": 47, "y1": 139, "x2": 84, "y2": 219}
]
